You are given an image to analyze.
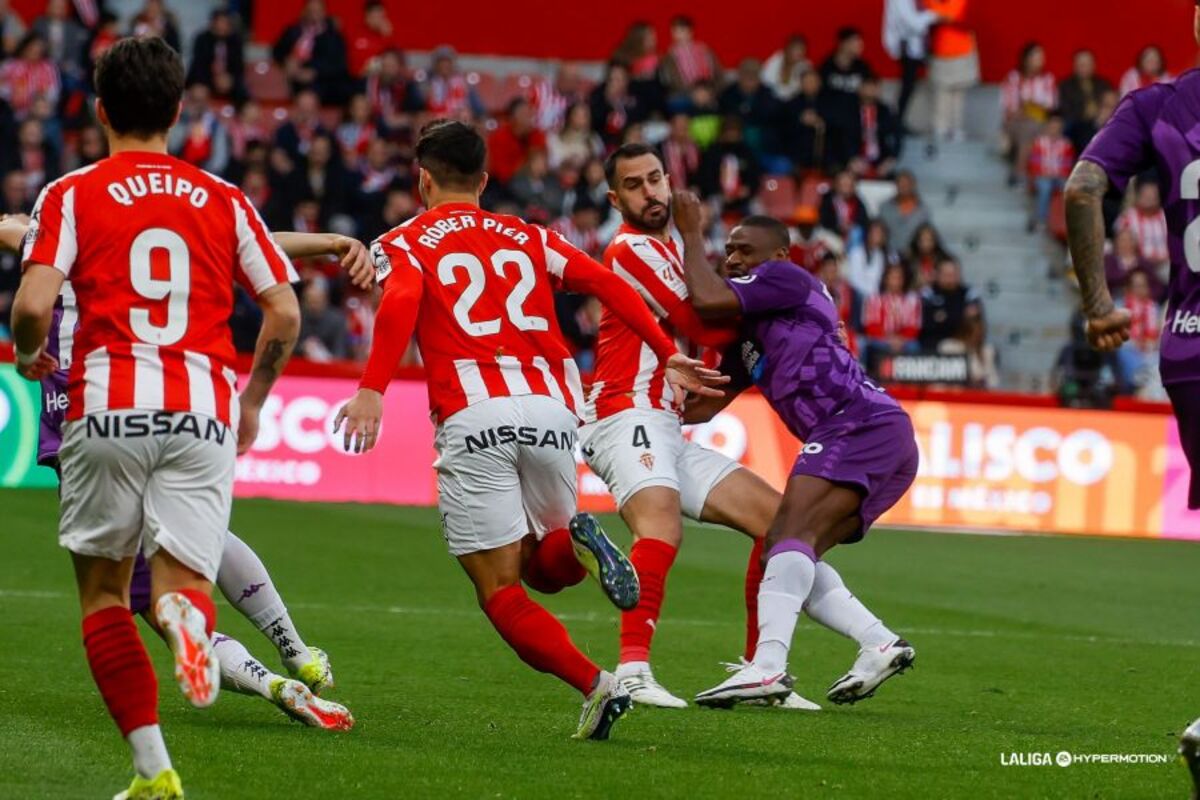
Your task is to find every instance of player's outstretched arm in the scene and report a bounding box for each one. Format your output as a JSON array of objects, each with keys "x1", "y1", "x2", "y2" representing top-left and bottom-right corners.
[
  {"x1": 681, "y1": 386, "x2": 742, "y2": 424},
  {"x1": 11, "y1": 262, "x2": 64, "y2": 381},
  {"x1": 0, "y1": 214, "x2": 30, "y2": 252},
  {"x1": 1065, "y1": 160, "x2": 1131, "y2": 351},
  {"x1": 273, "y1": 231, "x2": 374, "y2": 291},
  {"x1": 239, "y1": 284, "x2": 301, "y2": 454},
  {"x1": 672, "y1": 191, "x2": 741, "y2": 320}
]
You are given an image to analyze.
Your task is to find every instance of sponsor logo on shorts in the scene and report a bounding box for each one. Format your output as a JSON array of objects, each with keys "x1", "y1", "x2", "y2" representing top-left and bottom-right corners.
[
  {"x1": 464, "y1": 425, "x2": 576, "y2": 454},
  {"x1": 1169, "y1": 309, "x2": 1200, "y2": 335},
  {"x1": 84, "y1": 412, "x2": 229, "y2": 445},
  {"x1": 639, "y1": 452, "x2": 655, "y2": 470}
]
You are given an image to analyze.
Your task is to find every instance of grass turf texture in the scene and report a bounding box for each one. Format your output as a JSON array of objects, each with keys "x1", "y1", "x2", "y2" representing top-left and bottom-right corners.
[{"x1": 1, "y1": 488, "x2": 1196, "y2": 799}]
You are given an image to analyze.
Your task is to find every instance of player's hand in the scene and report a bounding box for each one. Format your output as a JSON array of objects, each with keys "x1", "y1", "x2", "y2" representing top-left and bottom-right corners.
[
  {"x1": 237, "y1": 396, "x2": 262, "y2": 455},
  {"x1": 671, "y1": 190, "x2": 704, "y2": 235},
  {"x1": 333, "y1": 235, "x2": 374, "y2": 291},
  {"x1": 836, "y1": 321, "x2": 850, "y2": 348},
  {"x1": 333, "y1": 388, "x2": 383, "y2": 453},
  {"x1": 15, "y1": 349, "x2": 57, "y2": 381},
  {"x1": 664, "y1": 353, "x2": 729, "y2": 400},
  {"x1": 1085, "y1": 308, "x2": 1132, "y2": 352}
]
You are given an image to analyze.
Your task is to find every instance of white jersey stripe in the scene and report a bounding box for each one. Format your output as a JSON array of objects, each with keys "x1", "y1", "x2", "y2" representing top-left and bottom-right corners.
[
  {"x1": 58, "y1": 281, "x2": 77, "y2": 370},
  {"x1": 54, "y1": 186, "x2": 79, "y2": 275},
  {"x1": 130, "y1": 343, "x2": 164, "y2": 409},
  {"x1": 82, "y1": 347, "x2": 109, "y2": 415},
  {"x1": 223, "y1": 367, "x2": 239, "y2": 431},
  {"x1": 562, "y1": 359, "x2": 585, "y2": 412},
  {"x1": 232, "y1": 199, "x2": 287, "y2": 295},
  {"x1": 454, "y1": 359, "x2": 489, "y2": 405},
  {"x1": 497, "y1": 355, "x2": 531, "y2": 395},
  {"x1": 184, "y1": 352, "x2": 217, "y2": 419},
  {"x1": 631, "y1": 342, "x2": 658, "y2": 410},
  {"x1": 533, "y1": 356, "x2": 565, "y2": 404},
  {"x1": 612, "y1": 258, "x2": 668, "y2": 317}
]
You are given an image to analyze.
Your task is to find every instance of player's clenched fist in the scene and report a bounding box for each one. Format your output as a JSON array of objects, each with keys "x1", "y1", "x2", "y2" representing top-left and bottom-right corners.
[
  {"x1": 1085, "y1": 308, "x2": 1132, "y2": 352},
  {"x1": 671, "y1": 190, "x2": 704, "y2": 235},
  {"x1": 333, "y1": 388, "x2": 384, "y2": 453}
]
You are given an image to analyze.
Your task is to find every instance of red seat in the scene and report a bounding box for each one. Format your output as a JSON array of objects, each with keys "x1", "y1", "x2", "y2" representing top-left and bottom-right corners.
[
  {"x1": 245, "y1": 59, "x2": 290, "y2": 103},
  {"x1": 470, "y1": 71, "x2": 506, "y2": 114},
  {"x1": 758, "y1": 175, "x2": 797, "y2": 220},
  {"x1": 798, "y1": 175, "x2": 828, "y2": 209},
  {"x1": 1049, "y1": 190, "x2": 1067, "y2": 241}
]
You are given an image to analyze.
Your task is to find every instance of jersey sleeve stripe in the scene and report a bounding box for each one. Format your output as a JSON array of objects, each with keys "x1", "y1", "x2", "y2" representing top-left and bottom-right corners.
[
  {"x1": 631, "y1": 341, "x2": 659, "y2": 410},
  {"x1": 538, "y1": 226, "x2": 569, "y2": 278},
  {"x1": 453, "y1": 359, "x2": 490, "y2": 405},
  {"x1": 184, "y1": 352, "x2": 218, "y2": 420},
  {"x1": 82, "y1": 347, "x2": 110, "y2": 415},
  {"x1": 562, "y1": 358, "x2": 585, "y2": 412},
  {"x1": 611, "y1": 258, "x2": 668, "y2": 317},
  {"x1": 51, "y1": 186, "x2": 79, "y2": 275},
  {"x1": 497, "y1": 355, "x2": 532, "y2": 395},
  {"x1": 232, "y1": 194, "x2": 296, "y2": 293},
  {"x1": 532, "y1": 356, "x2": 566, "y2": 404},
  {"x1": 131, "y1": 343, "x2": 164, "y2": 409},
  {"x1": 58, "y1": 282, "x2": 77, "y2": 371}
]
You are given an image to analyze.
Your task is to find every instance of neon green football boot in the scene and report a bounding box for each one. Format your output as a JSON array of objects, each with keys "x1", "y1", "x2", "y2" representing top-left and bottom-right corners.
[{"x1": 112, "y1": 768, "x2": 183, "y2": 800}]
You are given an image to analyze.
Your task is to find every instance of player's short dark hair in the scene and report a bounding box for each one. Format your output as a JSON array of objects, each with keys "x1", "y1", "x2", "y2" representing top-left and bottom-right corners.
[
  {"x1": 604, "y1": 142, "x2": 663, "y2": 188},
  {"x1": 94, "y1": 37, "x2": 185, "y2": 138},
  {"x1": 837, "y1": 26, "x2": 862, "y2": 42},
  {"x1": 416, "y1": 119, "x2": 486, "y2": 190},
  {"x1": 736, "y1": 215, "x2": 790, "y2": 251}
]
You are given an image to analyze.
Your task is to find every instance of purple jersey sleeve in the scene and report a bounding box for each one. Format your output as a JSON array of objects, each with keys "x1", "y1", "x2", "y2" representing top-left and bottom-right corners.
[
  {"x1": 1080, "y1": 87, "x2": 1167, "y2": 192},
  {"x1": 726, "y1": 260, "x2": 813, "y2": 317}
]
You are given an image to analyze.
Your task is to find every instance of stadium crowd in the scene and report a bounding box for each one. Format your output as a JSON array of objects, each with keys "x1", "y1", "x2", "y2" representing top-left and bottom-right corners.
[{"x1": 0, "y1": 0, "x2": 994, "y2": 386}]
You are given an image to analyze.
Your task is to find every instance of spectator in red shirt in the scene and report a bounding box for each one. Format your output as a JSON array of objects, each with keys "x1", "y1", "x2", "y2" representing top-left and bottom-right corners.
[
  {"x1": 819, "y1": 168, "x2": 870, "y2": 241},
  {"x1": 816, "y1": 252, "x2": 861, "y2": 357},
  {"x1": 905, "y1": 222, "x2": 952, "y2": 287},
  {"x1": 1118, "y1": 45, "x2": 1171, "y2": 98},
  {"x1": 530, "y1": 62, "x2": 587, "y2": 132},
  {"x1": 423, "y1": 45, "x2": 484, "y2": 120},
  {"x1": 1116, "y1": 181, "x2": 1170, "y2": 267},
  {"x1": 1115, "y1": 269, "x2": 1162, "y2": 396},
  {"x1": 862, "y1": 261, "x2": 922, "y2": 368},
  {"x1": 366, "y1": 49, "x2": 424, "y2": 134},
  {"x1": 272, "y1": 0, "x2": 350, "y2": 105},
  {"x1": 1105, "y1": 227, "x2": 1164, "y2": 301},
  {"x1": 488, "y1": 96, "x2": 547, "y2": 186},
  {"x1": 661, "y1": 15, "x2": 720, "y2": 97},
  {"x1": 347, "y1": 0, "x2": 401, "y2": 78},
  {"x1": 1027, "y1": 112, "x2": 1075, "y2": 233},
  {"x1": 1002, "y1": 42, "x2": 1057, "y2": 186},
  {"x1": 0, "y1": 33, "x2": 60, "y2": 119},
  {"x1": 186, "y1": 8, "x2": 246, "y2": 103},
  {"x1": 336, "y1": 93, "x2": 376, "y2": 168},
  {"x1": 660, "y1": 112, "x2": 700, "y2": 190},
  {"x1": 788, "y1": 204, "x2": 843, "y2": 274}
]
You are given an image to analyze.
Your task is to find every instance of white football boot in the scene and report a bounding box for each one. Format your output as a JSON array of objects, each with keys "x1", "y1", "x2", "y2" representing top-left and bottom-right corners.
[
  {"x1": 729, "y1": 660, "x2": 821, "y2": 710},
  {"x1": 1181, "y1": 716, "x2": 1200, "y2": 800},
  {"x1": 826, "y1": 638, "x2": 916, "y2": 705},
  {"x1": 695, "y1": 660, "x2": 792, "y2": 708},
  {"x1": 615, "y1": 661, "x2": 687, "y2": 709}
]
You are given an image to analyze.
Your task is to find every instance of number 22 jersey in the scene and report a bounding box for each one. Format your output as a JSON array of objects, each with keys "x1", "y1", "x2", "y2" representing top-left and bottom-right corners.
[{"x1": 21, "y1": 151, "x2": 297, "y2": 427}]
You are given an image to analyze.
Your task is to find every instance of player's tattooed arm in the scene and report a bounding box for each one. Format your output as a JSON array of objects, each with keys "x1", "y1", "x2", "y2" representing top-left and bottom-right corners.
[
  {"x1": 238, "y1": 283, "x2": 300, "y2": 452},
  {"x1": 1065, "y1": 160, "x2": 1132, "y2": 351},
  {"x1": 673, "y1": 191, "x2": 741, "y2": 319},
  {"x1": 0, "y1": 214, "x2": 30, "y2": 251}
]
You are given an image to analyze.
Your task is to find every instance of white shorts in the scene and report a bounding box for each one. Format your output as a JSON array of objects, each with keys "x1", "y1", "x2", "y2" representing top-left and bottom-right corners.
[
  {"x1": 434, "y1": 395, "x2": 579, "y2": 556},
  {"x1": 579, "y1": 408, "x2": 741, "y2": 519},
  {"x1": 58, "y1": 410, "x2": 236, "y2": 582}
]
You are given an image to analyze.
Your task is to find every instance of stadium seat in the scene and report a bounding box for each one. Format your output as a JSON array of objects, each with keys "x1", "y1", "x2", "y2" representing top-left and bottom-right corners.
[
  {"x1": 471, "y1": 72, "x2": 506, "y2": 114},
  {"x1": 798, "y1": 174, "x2": 829, "y2": 209},
  {"x1": 245, "y1": 59, "x2": 290, "y2": 103},
  {"x1": 500, "y1": 73, "x2": 537, "y2": 107},
  {"x1": 758, "y1": 175, "x2": 797, "y2": 220}
]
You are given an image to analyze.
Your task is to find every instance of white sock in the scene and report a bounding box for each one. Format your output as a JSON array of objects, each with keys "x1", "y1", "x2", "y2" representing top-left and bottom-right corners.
[
  {"x1": 753, "y1": 548, "x2": 817, "y2": 674},
  {"x1": 803, "y1": 561, "x2": 896, "y2": 649},
  {"x1": 216, "y1": 530, "x2": 313, "y2": 671},
  {"x1": 127, "y1": 724, "x2": 171, "y2": 779},
  {"x1": 212, "y1": 633, "x2": 281, "y2": 700}
]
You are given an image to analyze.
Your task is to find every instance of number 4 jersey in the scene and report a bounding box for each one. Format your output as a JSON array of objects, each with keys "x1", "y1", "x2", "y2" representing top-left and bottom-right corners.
[
  {"x1": 21, "y1": 151, "x2": 297, "y2": 427},
  {"x1": 361, "y1": 202, "x2": 679, "y2": 424}
]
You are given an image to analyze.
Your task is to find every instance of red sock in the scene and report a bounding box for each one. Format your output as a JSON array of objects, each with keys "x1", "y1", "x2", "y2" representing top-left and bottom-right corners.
[
  {"x1": 82, "y1": 606, "x2": 158, "y2": 736},
  {"x1": 619, "y1": 538, "x2": 678, "y2": 664},
  {"x1": 522, "y1": 528, "x2": 587, "y2": 594},
  {"x1": 177, "y1": 589, "x2": 216, "y2": 637},
  {"x1": 484, "y1": 584, "x2": 599, "y2": 695},
  {"x1": 744, "y1": 538, "x2": 765, "y2": 662}
]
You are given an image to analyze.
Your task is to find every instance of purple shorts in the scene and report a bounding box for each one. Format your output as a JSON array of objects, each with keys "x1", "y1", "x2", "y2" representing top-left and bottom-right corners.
[
  {"x1": 1167, "y1": 382, "x2": 1200, "y2": 510},
  {"x1": 791, "y1": 410, "x2": 919, "y2": 542}
]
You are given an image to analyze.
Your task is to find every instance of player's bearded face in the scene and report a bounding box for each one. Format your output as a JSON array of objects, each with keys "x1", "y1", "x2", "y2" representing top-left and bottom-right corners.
[{"x1": 613, "y1": 157, "x2": 671, "y2": 232}]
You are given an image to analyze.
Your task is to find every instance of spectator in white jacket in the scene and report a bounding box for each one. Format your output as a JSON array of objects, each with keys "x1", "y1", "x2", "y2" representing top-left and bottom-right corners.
[{"x1": 883, "y1": 0, "x2": 941, "y2": 131}]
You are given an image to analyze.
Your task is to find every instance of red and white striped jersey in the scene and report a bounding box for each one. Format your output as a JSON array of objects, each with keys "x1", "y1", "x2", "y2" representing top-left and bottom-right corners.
[
  {"x1": 585, "y1": 225, "x2": 694, "y2": 423},
  {"x1": 1117, "y1": 207, "x2": 1170, "y2": 265},
  {"x1": 21, "y1": 151, "x2": 297, "y2": 427},
  {"x1": 1002, "y1": 70, "x2": 1058, "y2": 115}
]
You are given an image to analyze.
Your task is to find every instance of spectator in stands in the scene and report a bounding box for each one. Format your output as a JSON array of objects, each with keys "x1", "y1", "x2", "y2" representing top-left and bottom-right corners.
[
  {"x1": 1118, "y1": 45, "x2": 1171, "y2": 98},
  {"x1": 819, "y1": 27, "x2": 875, "y2": 160},
  {"x1": 531, "y1": 62, "x2": 587, "y2": 133},
  {"x1": 275, "y1": 88, "x2": 328, "y2": 160},
  {"x1": 84, "y1": 12, "x2": 120, "y2": 89},
  {"x1": 273, "y1": 0, "x2": 350, "y2": 105},
  {"x1": 788, "y1": 205, "x2": 844, "y2": 274},
  {"x1": 683, "y1": 79, "x2": 722, "y2": 149},
  {"x1": 366, "y1": 49, "x2": 424, "y2": 133},
  {"x1": 939, "y1": 313, "x2": 999, "y2": 389},
  {"x1": 74, "y1": 122, "x2": 106, "y2": 168},
  {"x1": 862, "y1": 260, "x2": 922, "y2": 367},
  {"x1": 842, "y1": 76, "x2": 899, "y2": 177},
  {"x1": 1117, "y1": 180, "x2": 1169, "y2": 268},
  {"x1": 562, "y1": 156, "x2": 610, "y2": 223},
  {"x1": 661, "y1": 112, "x2": 700, "y2": 190},
  {"x1": 548, "y1": 102, "x2": 603, "y2": 170},
  {"x1": 31, "y1": 0, "x2": 84, "y2": 81},
  {"x1": 819, "y1": 169, "x2": 870, "y2": 242},
  {"x1": 551, "y1": 195, "x2": 603, "y2": 259},
  {"x1": 698, "y1": 115, "x2": 760, "y2": 217},
  {"x1": 359, "y1": 185, "x2": 415, "y2": 243},
  {"x1": 1067, "y1": 88, "x2": 1117, "y2": 156},
  {"x1": 846, "y1": 219, "x2": 901, "y2": 298},
  {"x1": 920, "y1": 255, "x2": 982, "y2": 350},
  {"x1": 10, "y1": 117, "x2": 59, "y2": 205},
  {"x1": 227, "y1": 101, "x2": 270, "y2": 169},
  {"x1": 883, "y1": 0, "x2": 940, "y2": 133},
  {"x1": 1002, "y1": 42, "x2": 1057, "y2": 186},
  {"x1": 660, "y1": 15, "x2": 720, "y2": 98},
  {"x1": 423, "y1": 45, "x2": 484, "y2": 120},
  {"x1": 167, "y1": 84, "x2": 230, "y2": 175},
  {"x1": 334, "y1": 94, "x2": 375, "y2": 169},
  {"x1": 761, "y1": 34, "x2": 810, "y2": 102},
  {"x1": 0, "y1": 0, "x2": 25, "y2": 59},
  {"x1": 817, "y1": 251, "x2": 861, "y2": 357},
  {"x1": 0, "y1": 34, "x2": 60, "y2": 120},
  {"x1": 878, "y1": 170, "x2": 930, "y2": 258},
  {"x1": 509, "y1": 149, "x2": 564, "y2": 223},
  {"x1": 1114, "y1": 269, "x2": 1162, "y2": 396},
  {"x1": 299, "y1": 277, "x2": 349, "y2": 361},
  {"x1": 1, "y1": 170, "x2": 27, "y2": 214},
  {"x1": 488, "y1": 96, "x2": 547, "y2": 187},
  {"x1": 718, "y1": 58, "x2": 782, "y2": 158},
  {"x1": 1058, "y1": 50, "x2": 1113, "y2": 131},
  {"x1": 355, "y1": 137, "x2": 400, "y2": 225},
  {"x1": 1105, "y1": 227, "x2": 1164, "y2": 301},
  {"x1": 906, "y1": 222, "x2": 952, "y2": 286},
  {"x1": 1026, "y1": 112, "x2": 1074, "y2": 234},
  {"x1": 611, "y1": 21, "x2": 664, "y2": 115},
  {"x1": 130, "y1": 0, "x2": 181, "y2": 54},
  {"x1": 347, "y1": 0, "x2": 400, "y2": 78},
  {"x1": 783, "y1": 69, "x2": 828, "y2": 169},
  {"x1": 925, "y1": 0, "x2": 978, "y2": 145},
  {"x1": 186, "y1": 8, "x2": 246, "y2": 104},
  {"x1": 590, "y1": 61, "x2": 639, "y2": 146},
  {"x1": 302, "y1": 133, "x2": 353, "y2": 227}
]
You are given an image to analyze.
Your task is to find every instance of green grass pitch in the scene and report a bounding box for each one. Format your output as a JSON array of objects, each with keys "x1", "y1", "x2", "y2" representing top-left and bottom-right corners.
[{"x1": 1, "y1": 488, "x2": 1196, "y2": 798}]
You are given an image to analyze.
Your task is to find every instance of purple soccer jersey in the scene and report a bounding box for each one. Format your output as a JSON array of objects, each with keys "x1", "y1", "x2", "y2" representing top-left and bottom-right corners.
[
  {"x1": 37, "y1": 282, "x2": 76, "y2": 465},
  {"x1": 723, "y1": 259, "x2": 904, "y2": 440},
  {"x1": 1081, "y1": 70, "x2": 1200, "y2": 387}
]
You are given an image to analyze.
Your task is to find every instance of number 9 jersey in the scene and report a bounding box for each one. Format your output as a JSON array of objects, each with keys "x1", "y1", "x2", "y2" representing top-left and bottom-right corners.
[{"x1": 21, "y1": 152, "x2": 298, "y2": 427}]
